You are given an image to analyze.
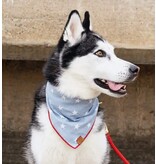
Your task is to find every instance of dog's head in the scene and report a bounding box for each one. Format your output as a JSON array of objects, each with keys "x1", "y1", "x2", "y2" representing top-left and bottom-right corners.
[{"x1": 44, "y1": 10, "x2": 140, "y2": 99}]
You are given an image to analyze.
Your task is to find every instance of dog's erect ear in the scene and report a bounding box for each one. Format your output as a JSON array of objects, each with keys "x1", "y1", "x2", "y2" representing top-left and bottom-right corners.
[
  {"x1": 63, "y1": 10, "x2": 84, "y2": 45},
  {"x1": 82, "y1": 11, "x2": 92, "y2": 31}
]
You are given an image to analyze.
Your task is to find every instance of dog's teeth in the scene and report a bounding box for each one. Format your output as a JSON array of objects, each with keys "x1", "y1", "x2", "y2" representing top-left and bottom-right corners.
[
  {"x1": 121, "y1": 85, "x2": 126, "y2": 90},
  {"x1": 101, "y1": 79, "x2": 106, "y2": 83}
]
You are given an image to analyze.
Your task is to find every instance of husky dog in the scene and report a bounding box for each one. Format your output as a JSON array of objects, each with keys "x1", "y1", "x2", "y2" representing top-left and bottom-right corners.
[{"x1": 25, "y1": 10, "x2": 139, "y2": 164}]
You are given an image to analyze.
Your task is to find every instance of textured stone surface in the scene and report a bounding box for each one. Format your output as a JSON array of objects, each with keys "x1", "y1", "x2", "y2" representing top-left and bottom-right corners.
[
  {"x1": 2, "y1": 43, "x2": 155, "y2": 64},
  {"x1": 2, "y1": 0, "x2": 154, "y2": 64},
  {"x1": 3, "y1": 0, "x2": 154, "y2": 61}
]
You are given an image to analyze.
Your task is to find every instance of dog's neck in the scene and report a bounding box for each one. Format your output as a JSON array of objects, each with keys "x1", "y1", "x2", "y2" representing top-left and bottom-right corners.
[
  {"x1": 46, "y1": 81, "x2": 99, "y2": 120},
  {"x1": 58, "y1": 71, "x2": 101, "y2": 99}
]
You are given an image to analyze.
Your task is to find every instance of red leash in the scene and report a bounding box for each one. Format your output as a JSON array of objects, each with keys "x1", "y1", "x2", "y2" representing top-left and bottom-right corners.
[{"x1": 105, "y1": 124, "x2": 130, "y2": 164}]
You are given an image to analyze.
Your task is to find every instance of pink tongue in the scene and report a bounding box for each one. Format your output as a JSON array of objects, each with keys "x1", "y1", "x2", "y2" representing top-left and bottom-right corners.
[{"x1": 107, "y1": 81, "x2": 124, "y2": 91}]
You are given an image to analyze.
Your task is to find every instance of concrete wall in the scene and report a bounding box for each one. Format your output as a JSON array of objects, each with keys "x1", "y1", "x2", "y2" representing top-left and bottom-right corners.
[
  {"x1": 3, "y1": 0, "x2": 154, "y2": 60},
  {"x1": 3, "y1": 0, "x2": 154, "y2": 48}
]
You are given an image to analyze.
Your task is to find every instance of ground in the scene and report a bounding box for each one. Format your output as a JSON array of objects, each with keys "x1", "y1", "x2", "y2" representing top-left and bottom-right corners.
[{"x1": 3, "y1": 132, "x2": 154, "y2": 164}]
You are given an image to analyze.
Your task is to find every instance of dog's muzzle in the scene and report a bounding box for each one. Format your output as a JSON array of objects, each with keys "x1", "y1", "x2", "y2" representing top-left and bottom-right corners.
[{"x1": 94, "y1": 64, "x2": 140, "y2": 96}]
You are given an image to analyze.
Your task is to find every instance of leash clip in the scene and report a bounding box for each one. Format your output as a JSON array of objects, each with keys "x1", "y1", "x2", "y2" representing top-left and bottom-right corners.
[{"x1": 104, "y1": 123, "x2": 109, "y2": 134}]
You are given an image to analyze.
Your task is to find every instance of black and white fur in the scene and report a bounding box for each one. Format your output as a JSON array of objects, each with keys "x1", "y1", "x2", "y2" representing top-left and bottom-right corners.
[{"x1": 25, "y1": 10, "x2": 139, "y2": 164}]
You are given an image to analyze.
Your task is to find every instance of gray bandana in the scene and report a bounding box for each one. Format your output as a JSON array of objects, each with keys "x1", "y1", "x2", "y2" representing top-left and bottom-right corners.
[{"x1": 46, "y1": 82, "x2": 99, "y2": 149}]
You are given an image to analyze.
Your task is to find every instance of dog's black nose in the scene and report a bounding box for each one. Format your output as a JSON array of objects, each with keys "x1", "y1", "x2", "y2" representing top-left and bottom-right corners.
[{"x1": 129, "y1": 65, "x2": 140, "y2": 75}]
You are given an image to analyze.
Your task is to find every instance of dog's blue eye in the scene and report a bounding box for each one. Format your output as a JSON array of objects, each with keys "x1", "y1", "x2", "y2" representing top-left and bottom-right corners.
[{"x1": 94, "y1": 50, "x2": 106, "y2": 57}]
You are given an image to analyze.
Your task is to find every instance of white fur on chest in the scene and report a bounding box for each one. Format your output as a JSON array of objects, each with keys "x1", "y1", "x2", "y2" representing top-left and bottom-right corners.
[{"x1": 30, "y1": 103, "x2": 110, "y2": 164}]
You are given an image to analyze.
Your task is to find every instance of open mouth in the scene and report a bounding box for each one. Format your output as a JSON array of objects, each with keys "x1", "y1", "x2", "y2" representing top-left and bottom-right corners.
[{"x1": 94, "y1": 78, "x2": 127, "y2": 95}]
